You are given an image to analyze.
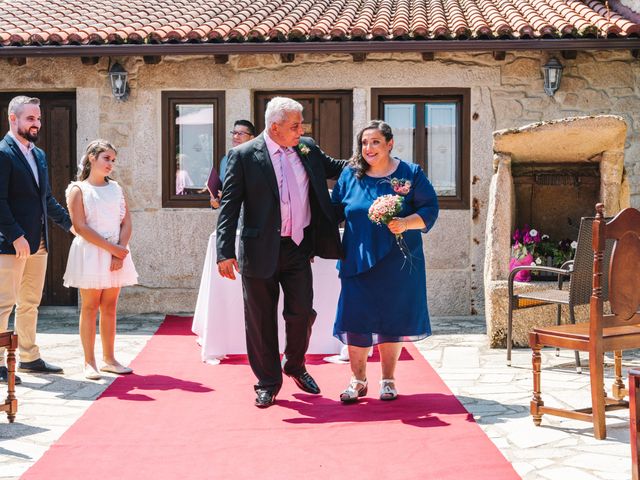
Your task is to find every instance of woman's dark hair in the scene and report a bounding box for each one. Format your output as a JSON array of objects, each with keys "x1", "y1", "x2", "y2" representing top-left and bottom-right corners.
[
  {"x1": 78, "y1": 139, "x2": 117, "y2": 181},
  {"x1": 350, "y1": 120, "x2": 394, "y2": 179}
]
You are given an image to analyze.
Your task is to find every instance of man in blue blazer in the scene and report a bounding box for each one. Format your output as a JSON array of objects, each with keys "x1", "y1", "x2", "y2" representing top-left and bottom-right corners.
[{"x1": 0, "y1": 96, "x2": 72, "y2": 384}]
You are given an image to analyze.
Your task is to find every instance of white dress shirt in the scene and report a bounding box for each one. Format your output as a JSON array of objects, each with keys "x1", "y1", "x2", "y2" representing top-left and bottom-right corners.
[
  {"x1": 264, "y1": 132, "x2": 311, "y2": 237},
  {"x1": 8, "y1": 130, "x2": 39, "y2": 187}
]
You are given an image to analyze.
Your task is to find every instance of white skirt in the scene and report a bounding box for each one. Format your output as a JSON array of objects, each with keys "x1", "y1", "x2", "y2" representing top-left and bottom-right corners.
[{"x1": 63, "y1": 237, "x2": 138, "y2": 290}]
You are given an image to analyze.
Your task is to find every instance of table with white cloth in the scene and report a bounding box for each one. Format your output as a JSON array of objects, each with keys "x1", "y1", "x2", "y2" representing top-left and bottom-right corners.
[{"x1": 192, "y1": 232, "x2": 343, "y2": 364}]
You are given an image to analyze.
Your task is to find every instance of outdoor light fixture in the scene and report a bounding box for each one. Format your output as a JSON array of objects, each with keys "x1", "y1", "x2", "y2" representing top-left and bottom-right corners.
[
  {"x1": 108, "y1": 61, "x2": 129, "y2": 100},
  {"x1": 542, "y1": 57, "x2": 563, "y2": 96}
]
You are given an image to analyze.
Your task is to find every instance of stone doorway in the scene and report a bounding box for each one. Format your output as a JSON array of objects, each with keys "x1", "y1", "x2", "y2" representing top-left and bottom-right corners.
[{"x1": 483, "y1": 115, "x2": 629, "y2": 347}]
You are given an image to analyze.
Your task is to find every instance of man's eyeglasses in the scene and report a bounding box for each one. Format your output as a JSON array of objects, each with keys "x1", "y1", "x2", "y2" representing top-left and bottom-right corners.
[{"x1": 230, "y1": 130, "x2": 251, "y2": 137}]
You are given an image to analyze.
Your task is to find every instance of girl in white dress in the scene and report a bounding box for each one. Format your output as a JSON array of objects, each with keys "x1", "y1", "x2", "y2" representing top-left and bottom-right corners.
[{"x1": 64, "y1": 140, "x2": 138, "y2": 380}]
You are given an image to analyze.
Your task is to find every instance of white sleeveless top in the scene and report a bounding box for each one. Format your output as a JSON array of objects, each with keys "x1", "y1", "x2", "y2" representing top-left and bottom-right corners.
[{"x1": 63, "y1": 180, "x2": 138, "y2": 289}]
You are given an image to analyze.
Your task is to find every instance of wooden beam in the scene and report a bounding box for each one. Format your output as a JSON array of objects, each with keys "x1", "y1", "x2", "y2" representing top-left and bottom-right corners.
[
  {"x1": 562, "y1": 50, "x2": 577, "y2": 59},
  {"x1": 143, "y1": 55, "x2": 162, "y2": 64},
  {"x1": 7, "y1": 57, "x2": 26, "y2": 66},
  {"x1": 81, "y1": 56, "x2": 99, "y2": 65},
  {"x1": 421, "y1": 52, "x2": 434, "y2": 61},
  {"x1": 351, "y1": 53, "x2": 367, "y2": 62},
  {"x1": 214, "y1": 54, "x2": 228, "y2": 64},
  {"x1": 492, "y1": 51, "x2": 506, "y2": 61},
  {"x1": 280, "y1": 53, "x2": 295, "y2": 63}
]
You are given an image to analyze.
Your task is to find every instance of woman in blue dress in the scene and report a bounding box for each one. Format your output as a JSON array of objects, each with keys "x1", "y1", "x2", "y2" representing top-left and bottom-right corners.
[{"x1": 331, "y1": 120, "x2": 439, "y2": 403}]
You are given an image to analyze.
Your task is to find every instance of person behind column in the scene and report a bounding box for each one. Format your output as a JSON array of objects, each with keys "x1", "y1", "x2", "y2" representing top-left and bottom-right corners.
[
  {"x1": 208, "y1": 120, "x2": 255, "y2": 209},
  {"x1": 63, "y1": 140, "x2": 138, "y2": 380},
  {"x1": 216, "y1": 97, "x2": 346, "y2": 408},
  {"x1": 331, "y1": 120, "x2": 439, "y2": 402},
  {"x1": 0, "y1": 95, "x2": 72, "y2": 384}
]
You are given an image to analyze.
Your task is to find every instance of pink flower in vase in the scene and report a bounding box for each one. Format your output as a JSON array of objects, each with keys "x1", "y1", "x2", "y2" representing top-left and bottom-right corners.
[{"x1": 509, "y1": 253, "x2": 534, "y2": 282}]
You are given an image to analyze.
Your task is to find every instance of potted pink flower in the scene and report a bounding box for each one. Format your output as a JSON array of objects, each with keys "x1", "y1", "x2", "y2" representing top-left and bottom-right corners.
[{"x1": 509, "y1": 225, "x2": 540, "y2": 282}]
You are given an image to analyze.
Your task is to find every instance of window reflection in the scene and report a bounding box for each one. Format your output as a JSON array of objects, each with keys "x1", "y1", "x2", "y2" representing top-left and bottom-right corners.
[
  {"x1": 426, "y1": 103, "x2": 457, "y2": 197},
  {"x1": 382, "y1": 100, "x2": 459, "y2": 198},
  {"x1": 174, "y1": 104, "x2": 214, "y2": 196},
  {"x1": 384, "y1": 104, "x2": 415, "y2": 163}
]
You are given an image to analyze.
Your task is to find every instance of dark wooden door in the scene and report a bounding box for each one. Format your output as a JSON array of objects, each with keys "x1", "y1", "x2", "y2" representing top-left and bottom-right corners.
[
  {"x1": 254, "y1": 91, "x2": 353, "y2": 160},
  {"x1": 0, "y1": 93, "x2": 77, "y2": 306}
]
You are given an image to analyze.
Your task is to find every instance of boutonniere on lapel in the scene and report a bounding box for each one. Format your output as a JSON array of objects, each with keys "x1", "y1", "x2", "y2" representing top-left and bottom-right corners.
[
  {"x1": 390, "y1": 177, "x2": 411, "y2": 196},
  {"x1": 297, "y1": 143, "x2": 310, "y2": 156}
]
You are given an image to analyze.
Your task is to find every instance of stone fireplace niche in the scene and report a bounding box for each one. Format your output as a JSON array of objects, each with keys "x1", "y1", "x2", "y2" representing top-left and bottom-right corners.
[
  {"x1": 484, "y1": 115, "x2": 630, "y2": 348},
  {"x1": 513, "y1": 162, "x2": 600, "y2": 242}
]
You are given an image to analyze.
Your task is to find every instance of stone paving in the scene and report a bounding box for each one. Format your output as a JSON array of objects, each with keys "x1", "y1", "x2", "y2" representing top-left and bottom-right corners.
[{"x1": 0, "y1": 309, "x2": 637, "y2": 479}]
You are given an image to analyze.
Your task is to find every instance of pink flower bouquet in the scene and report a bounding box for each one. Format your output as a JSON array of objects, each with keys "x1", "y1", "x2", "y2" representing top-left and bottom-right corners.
[
  {"x1": 368, "y1": 194, "x2": 404, "y2": 227},
  {"x1": 368, "y1": 194, "x2": 412, "y2": 266}
]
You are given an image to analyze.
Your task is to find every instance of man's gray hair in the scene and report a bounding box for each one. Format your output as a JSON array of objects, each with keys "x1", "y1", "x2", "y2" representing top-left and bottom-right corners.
[
  {"x1": 265, "y1": 97, "x2": 303, "y2": 130},
  {"x1": 8, "y1": 95, "x2": 40, "y2": 118}
]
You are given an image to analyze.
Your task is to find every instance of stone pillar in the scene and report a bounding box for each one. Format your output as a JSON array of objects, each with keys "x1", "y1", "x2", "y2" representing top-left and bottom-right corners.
[
  {"x1": 484, "y1": 152, "x2": 513, "y2": 346},
  {"x1": 226, "y1": 89, "x2": 252, "y2": 151},
  {"x1": 600, "y1": 150, "x2": 625, "y2": 215},
  {"x1": 621, "y1": 174, "x2": 631, "y2": 210},
  {"x1": 353, "y1": 88, "x2": 368, "y2": 151},
  {"x1": 484, "y1": 152, "x2": 513, "y2": 282}
]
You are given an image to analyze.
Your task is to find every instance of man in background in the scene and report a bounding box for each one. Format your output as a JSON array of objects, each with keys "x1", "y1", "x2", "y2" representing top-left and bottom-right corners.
[{"x1": 208, "y1": 120, "x2": 255, "y2": 209}]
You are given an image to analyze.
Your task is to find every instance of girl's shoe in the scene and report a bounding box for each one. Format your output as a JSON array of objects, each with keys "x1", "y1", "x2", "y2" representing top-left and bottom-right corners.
[
  {"x1": 100, "y1": 362, "x2": 133, "y2": 375},
  {"x1": 379, "y1": 379, "x2": 398, "y2": 401},
  {"x1": 340, "y1": 377, "x2": 368, "y2": 403},
  {"x1": 84, "y1": 363, "x2": 102, "y2": 381}
]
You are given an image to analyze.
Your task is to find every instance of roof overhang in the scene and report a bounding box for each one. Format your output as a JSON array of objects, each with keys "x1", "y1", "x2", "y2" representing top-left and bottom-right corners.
[{"x1": 1, "y1": 38, "x2": 639, "y2": 58}]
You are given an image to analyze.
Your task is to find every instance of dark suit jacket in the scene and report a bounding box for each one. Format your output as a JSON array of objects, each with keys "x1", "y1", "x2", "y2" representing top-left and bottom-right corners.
[
  {"x1": 0, "y1": 133, "x2": 72, "y2": 254},
  {"x1": 216, "y1": 134, "x2": 345, "y2": 278}
]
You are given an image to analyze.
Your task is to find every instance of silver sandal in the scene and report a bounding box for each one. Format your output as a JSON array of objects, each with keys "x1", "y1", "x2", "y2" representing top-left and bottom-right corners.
[
  {"x1": 379, "y1": 378, "x2": 398, "y2": 401},
  {"x1": 340, "y1": 377, "x2": 368, "y2": 403}
]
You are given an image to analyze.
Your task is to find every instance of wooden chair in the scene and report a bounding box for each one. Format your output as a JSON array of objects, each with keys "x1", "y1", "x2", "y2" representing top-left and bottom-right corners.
[
  {"x1": 630, "y1": 368, "x2": 640, "y2": 480},
  {"x1": 507, "y1": 216, "x2": 613, "y2": 370},
  {"x1": 0, "y1": 331, "x2": 18, "y2": 423},
  {"x1": 529, "y1": 204, "x2": 640, "y2": 440}
]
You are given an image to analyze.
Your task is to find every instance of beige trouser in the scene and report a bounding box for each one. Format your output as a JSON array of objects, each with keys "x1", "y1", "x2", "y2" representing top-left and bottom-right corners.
[{"x1": 0, "y1": 238, "x2": 48, "y2": 366}]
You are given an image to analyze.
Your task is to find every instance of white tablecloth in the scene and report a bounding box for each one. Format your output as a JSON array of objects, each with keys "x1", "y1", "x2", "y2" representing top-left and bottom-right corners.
[{"x1": 192, "y1": 233, "x2": 343, "y2": 363}]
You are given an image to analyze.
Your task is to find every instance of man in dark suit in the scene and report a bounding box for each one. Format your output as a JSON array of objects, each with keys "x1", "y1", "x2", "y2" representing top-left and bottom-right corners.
[
  {"x1": 0, "y1": 96, "x2": 72, "y2": 384},
  {"x1": 216, "y1": 97, "x2": 345, "y2": 407}
]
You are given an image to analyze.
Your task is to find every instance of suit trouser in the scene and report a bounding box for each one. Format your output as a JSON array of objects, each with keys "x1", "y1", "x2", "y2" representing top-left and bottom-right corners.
[
  {"x1": 0, "y1": 238, "x2": 48, "y2": 365},
  {"x1": 241, "y1": 237, "x2": 316, "y2": 392}
]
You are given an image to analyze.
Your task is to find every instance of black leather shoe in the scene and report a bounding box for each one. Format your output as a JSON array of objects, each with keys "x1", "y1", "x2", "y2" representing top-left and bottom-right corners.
[
  {"x1": 255, "y1": 389, "x2": 276, "y2": 408},
  {"x1": 18, "y1": 358, "x2": 63, "y2": 374},
  {"x1": 0, "y1": 367, "x2": 21, "y2": 385},
  {"x1": 288, "y1": 371, "x2": 321, "y2": 394}
]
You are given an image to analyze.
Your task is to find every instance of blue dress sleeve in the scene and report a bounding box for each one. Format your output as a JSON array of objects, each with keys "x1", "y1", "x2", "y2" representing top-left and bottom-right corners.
[
  {"x1": 331, "y1": 169, "x2": 346, "y2": 223},
  {"x1": 410, "y1": 165, "x2": 439, "y2": 233}
]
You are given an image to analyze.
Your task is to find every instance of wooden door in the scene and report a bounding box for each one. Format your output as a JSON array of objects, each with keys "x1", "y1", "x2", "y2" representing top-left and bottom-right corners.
[
  {"x1": 0, "y1": 93, "x2": 77, "y2": 306},
  {"x1": 254, "y1": 91, "x2": 353, "y2": 160}
]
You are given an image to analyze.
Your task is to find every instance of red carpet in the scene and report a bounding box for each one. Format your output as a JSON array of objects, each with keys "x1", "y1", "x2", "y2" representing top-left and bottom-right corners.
[{"x1": 22, "y1": 315, "x2": 519, "y2": 480}]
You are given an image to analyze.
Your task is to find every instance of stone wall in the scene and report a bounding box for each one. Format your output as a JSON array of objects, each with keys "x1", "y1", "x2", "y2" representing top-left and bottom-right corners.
[{"x1": 0, "y1": 50, "x2": 638, "y2": 316}]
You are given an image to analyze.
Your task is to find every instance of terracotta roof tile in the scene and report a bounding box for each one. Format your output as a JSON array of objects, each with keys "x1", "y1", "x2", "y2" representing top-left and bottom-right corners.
[{"x1": 0, "y1": 0, "x2": 638, "y2": 48}]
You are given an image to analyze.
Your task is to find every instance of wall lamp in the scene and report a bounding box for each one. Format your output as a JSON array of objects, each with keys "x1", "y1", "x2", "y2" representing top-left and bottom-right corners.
[
  {"x1": 109, "y1": 61, "x2": 129, "y2": 100},
  {"x1": 542, "y1": 57, "x2": 563, "y2": 96}
]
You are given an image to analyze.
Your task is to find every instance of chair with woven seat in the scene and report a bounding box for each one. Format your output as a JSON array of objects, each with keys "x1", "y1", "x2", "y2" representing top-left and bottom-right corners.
[
  {"x1": 0, "y1": 331, "x2": 18, "y2": 423},
  {"x1": 507, "y1": 215, "x2": 613, "y2": 370},
  {"x1": 529, "y1": 204, "x2": 640, "y2": 440}
]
